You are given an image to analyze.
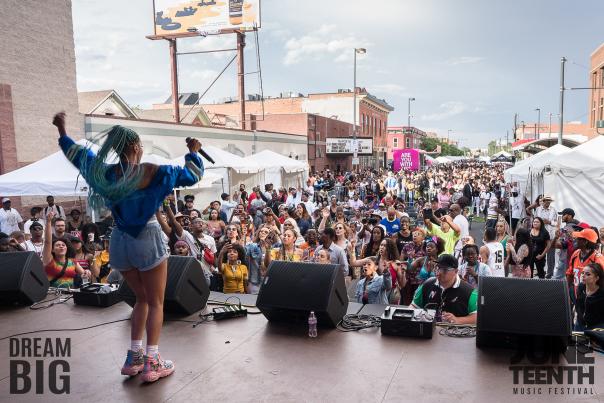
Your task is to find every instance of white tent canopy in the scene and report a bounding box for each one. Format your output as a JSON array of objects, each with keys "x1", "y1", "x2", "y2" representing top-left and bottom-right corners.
[
  {"x1": 242, "y1": 150, "x2": 308, "y2": 189},
  {"x1": 492, "y1": 151, "x2": 512, "y2": 158},
  {"x1": 503, "y1": 144, "x2": 569, "y2": 186},
  {"x1": 173, "y1": 146, "x2": 264, "y2": 196},
  {"x1": 541, "y1": 136, "x2": 604, "y2": 226},
  {"x1": 0, "y1": 140, "x2": 220, "y2": 197}
]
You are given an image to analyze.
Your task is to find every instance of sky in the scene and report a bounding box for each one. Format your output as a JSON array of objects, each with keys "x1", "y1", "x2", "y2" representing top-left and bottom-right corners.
[{"x1": 72, "y1": 0, "x2": 604, "y2": 148}]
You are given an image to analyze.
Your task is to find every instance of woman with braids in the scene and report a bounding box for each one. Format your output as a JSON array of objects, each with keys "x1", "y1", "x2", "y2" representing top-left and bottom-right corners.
[{"x1": 53, "y1": 112, "x2": 204, "y2": 383}]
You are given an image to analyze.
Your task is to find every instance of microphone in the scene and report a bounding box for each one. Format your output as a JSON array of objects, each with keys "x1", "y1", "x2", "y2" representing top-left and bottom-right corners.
[{"x1": 186, "y1": 137, "x2": 215, "y2": 164}]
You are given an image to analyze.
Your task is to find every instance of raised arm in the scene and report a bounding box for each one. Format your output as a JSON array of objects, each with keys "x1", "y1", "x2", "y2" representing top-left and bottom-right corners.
[{"x1": 42, "y1": 211, "x2": 55, "y2": 266}]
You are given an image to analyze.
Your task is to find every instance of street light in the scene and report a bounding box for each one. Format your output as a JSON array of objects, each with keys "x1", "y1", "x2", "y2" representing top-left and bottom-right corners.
[
  {"x1": 353, "y1": 47, "x2": 366, "y2": 167},
  {"x1": 407, "y1": 97, "x2": 415, "y2": 128},
  {"x1": 535, "y1": 108, "x2": 541, "y2": 140}
]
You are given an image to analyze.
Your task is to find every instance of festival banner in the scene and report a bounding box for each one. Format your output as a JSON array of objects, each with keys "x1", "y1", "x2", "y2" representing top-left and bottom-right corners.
[{"x1": 392, "y1": 148, "x2": 421, "y2": 171}]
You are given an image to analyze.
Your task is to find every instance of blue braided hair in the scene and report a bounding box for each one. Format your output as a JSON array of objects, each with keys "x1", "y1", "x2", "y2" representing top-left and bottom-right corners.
[{"x1": 66, "y1": 125, "x2": 145, "y2": 210}]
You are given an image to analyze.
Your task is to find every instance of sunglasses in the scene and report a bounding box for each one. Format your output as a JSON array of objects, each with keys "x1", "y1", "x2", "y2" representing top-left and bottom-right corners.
[{"x1": 436, "y1": 266, "x2": 456, "y2": 272}]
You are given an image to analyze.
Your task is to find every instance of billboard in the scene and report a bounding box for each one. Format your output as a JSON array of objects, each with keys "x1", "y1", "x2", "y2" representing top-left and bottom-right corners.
[
  {"x1": 326, "y1": 138, "x2": 373, "y2": 155},
  {"x1": 154, "y1": 0, "x2": 261, "y2": 37},
  {"x1": 392, "y1": 149, "x2": 421, "y2": 171}
]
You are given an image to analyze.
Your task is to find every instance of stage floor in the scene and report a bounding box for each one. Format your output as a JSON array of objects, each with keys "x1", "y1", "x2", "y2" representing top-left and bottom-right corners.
[{"x1": 0, "y1": 293, "x2": 603, "y2": 403}]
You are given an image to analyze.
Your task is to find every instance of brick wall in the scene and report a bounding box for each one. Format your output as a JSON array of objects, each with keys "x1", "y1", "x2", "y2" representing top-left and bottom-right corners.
[{"x1": 0, "y1": 0, "x2": 82, "y2": 169}]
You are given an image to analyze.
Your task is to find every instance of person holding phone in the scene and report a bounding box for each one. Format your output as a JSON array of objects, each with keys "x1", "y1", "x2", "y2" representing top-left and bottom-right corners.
[{"x1": 53, "y1": 112, "x2": 204, "y2": 383}]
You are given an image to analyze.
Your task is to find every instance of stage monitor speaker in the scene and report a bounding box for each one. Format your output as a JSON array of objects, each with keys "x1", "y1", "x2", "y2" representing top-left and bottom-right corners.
[
  {"x1": 118, "y1": 256, "x2": 209, "y2": 315},
  {"x1": 0, "y1": 251, "x2": 49, "y2": 305},
  {"x1": 476, "y1": 277, "x2": 572, "y2": 351},
  {"x1": 256, "y1": 261, "x2": 348, "y2": 327}
]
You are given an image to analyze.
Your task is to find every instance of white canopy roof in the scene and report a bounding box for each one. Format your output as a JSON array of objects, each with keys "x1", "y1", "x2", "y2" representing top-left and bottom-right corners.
[
  {"x1": 243, "y1": 150, "x2": 307, "y2": 173},
  {"x1": 172, "y1": 145, "x2": 262, "y2": 174},
  {"x1": 504, "y1": 144, "x2": 569, "y2": 183},
  {"x1": 492, "y1": 151, "x2": 512, "y2": 158},
  {"x1": 545, "y1": 135, "x2": 604, "y2": 175},
  {"x1": 0, "y1": 140, "x2": 220, "y2": 196}
]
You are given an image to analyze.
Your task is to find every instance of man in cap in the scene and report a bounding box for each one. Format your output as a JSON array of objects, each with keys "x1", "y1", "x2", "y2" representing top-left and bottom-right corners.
[
  {"x1": 534, "y1": 195, "x2": 558, "y2": 278},
  {"x1": 0, "y1": 198, "x2": 23, "y2": 234},
  {"x1": 24, "y1": 221, "x2": 45, "y2": 258},
  {"x1": 23, "y1": 207, "x2": 45, "y2": 240},
  {"x1": 566, "y1": 228, "x2": 604, "y2": 305},
  {"x1": 551, "y1": 208, "x2": 579, "y2": 280},
  {"x1": 412, "y1": 254, "x2": 478, "y2": 325},
  {"x1": 181, "y1": 194, "x2": 195, "y2": 216}
]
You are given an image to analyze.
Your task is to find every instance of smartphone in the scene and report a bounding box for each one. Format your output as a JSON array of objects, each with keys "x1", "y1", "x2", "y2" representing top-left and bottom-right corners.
[{"x1": 557, "y1": 213, "x2": 562, "y2": 228}]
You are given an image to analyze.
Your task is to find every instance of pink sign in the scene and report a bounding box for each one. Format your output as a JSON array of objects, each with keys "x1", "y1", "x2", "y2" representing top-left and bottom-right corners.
[{"x1": 392, "y1": 149, "x2": 420, "y2": 171}]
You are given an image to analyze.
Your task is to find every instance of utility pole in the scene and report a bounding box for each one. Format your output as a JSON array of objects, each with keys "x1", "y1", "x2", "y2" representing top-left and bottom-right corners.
[
  {"x1": 237, "y1": 32, "x2": 246, "y2": 130},
  {"x1": 535, "y1": 108, "x2": 540, "y2": 140},
  {"x1": 513, "y1": 113, "x2": 518, "y2": 141},
  {"x1": 558, "y1": 57, "x2": 566, "y2": 144},
  {"x1": 169, "y1": 39, "x2": 180, "y2": 123}
]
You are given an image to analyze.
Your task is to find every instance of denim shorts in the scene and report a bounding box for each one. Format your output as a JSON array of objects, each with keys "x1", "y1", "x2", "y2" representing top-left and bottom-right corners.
[{"x1": 110, "y1": 222, "x2": 169, "y2": 272}]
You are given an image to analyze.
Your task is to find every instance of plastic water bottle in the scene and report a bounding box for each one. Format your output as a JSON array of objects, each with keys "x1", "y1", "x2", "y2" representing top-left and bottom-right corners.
[{"x1": 308, "y1": 311, "x2": 318, "y2": 338}]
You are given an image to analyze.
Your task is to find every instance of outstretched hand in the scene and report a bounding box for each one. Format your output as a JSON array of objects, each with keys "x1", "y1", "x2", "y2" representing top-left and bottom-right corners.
[{"x1": 52, "y1": 112, "x2": 67, "y2": 136}]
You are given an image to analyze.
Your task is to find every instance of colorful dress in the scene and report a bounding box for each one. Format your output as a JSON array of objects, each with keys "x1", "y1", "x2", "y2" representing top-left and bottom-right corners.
[{"x1": 45, "y1": 259, "x2": 78, "y2": 288}]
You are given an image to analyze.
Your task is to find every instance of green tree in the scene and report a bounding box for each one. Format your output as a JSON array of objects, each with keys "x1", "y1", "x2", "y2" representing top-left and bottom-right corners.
[{"x1": 420, "y1": 138, "x2": 464, "y2": 156}]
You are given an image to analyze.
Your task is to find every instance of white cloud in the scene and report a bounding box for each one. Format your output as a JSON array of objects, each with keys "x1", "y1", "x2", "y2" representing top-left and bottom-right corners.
[
  {"x1": 421, "y1": 101, "x2": 467, "y2": 121},
  {"x1": 283, "y1": 24, "x2": 369, "y2": 65},
  {"x1": 366, "y1": 83, "x2": 406, "y2": 96},
  {"x1": 444, "y1": 56, "x2": 485, "y2": 66}
]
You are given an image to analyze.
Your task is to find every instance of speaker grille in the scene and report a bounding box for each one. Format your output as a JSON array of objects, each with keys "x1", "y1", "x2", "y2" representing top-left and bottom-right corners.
[{"x1": 477, "y1": 277, "x2": 571, "y2": 337}]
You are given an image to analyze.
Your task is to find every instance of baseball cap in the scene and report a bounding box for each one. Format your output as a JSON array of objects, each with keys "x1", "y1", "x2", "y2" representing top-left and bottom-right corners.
[
  {"x1": 542, "y1": 195, "x2": 554, "y2": 201},
  {"x1": 184, "y1": 195, "x2": 194, "y2": 201},
  {"x1": 436, "y1": 254, "x2": 458, "y2": 270},
  {"x1": 2, "y1": 198, "x2": 10, "y2": 203},
  {"x1": 559, "y1": 208, "x2": 575, "y2": 217},
  {"x1": 30, "y1": 222, "x2": 43, "y2": 230},
  {"x1": 572, "y1": 222, "x2": 591, "y2": 231},
  {"x1": 572, "y1": 228, "x2": 598, "y2": 243},
  {"x1": 174, "y1": 212, "x2": 185, "y2": 219}
]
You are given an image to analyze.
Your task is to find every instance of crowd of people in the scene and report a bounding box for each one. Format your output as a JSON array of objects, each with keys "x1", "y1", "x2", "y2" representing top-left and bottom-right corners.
[{"x1": 3, "y1": 158, "x2": 602, "y2": 332}]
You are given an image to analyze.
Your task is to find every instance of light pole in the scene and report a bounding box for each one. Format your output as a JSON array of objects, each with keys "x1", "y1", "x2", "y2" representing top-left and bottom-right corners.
[
  {"x1": 353, "y1": 47, "x2": 366, "y2": 167},
  {"x1": 558, "y1": 57, "x2": 566, "y2": 144},
  {"x1": 407, "y1": 97, "x2": 415, "y2": 128},
  {"x1": 535, "y1": 108, "x2": 540, "y2": 140}
]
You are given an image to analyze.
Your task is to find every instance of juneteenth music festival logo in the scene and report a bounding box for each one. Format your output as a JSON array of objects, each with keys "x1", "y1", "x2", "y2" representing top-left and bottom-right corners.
[
  {"x1": 508, "y1": 341, "x2": 596, "y2": 396},
  {"x1": 9, "y1": 337, "x2": 71, "y2": 395}
]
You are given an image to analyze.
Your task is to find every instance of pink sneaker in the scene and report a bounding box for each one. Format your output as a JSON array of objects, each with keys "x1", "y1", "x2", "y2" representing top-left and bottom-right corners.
[
  {"x1": 141, "y1": 353, "x2": 175, "y2": 382},
  {"x1": 121, "y1": 349, "x2": 144, "y2": 376}
]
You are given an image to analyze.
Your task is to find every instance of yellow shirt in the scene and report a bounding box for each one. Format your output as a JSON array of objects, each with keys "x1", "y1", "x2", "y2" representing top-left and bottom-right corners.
[
  {"x1": 221, "y1": 263, "x2": 248, "y2": 293},
  {"x1": 427, "y1": 224, "x2": 460, "y2": 255},
  {"x1": 270, "y1": 247, "x2": 303, "y2": 262}
]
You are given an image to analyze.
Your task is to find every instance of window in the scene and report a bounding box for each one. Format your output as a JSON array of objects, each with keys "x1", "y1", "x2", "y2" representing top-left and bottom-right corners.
[
  {"x1": 393, "y1": 138, "x2": 398, "y2": 148},
  {"x1": 601, "y1": 68, "x2": 604, "y2": 87},
  {"x1": 599, "y1": 97, "x2": 604, "y2": 121},
  {"x1": 405, "y1": 138, "x2": 411, "y2": 148}
]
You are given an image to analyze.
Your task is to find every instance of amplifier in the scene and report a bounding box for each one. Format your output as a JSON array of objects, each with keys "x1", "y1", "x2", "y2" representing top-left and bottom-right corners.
[
  {"x1": 72, "y1": 283, "x2": 122, "y2": 307},
  {"x1": 380, "y1": 307, "x2": 435, "y2": 339}
]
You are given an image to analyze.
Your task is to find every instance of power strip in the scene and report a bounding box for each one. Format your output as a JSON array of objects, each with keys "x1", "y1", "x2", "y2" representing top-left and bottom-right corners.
[{"x1": 212, "y1": 305, "x2": 248, "y2": 321}]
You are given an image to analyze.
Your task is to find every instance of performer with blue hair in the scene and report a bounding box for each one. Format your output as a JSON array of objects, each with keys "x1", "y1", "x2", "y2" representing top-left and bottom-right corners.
[{"x1": 53, "y1": 112, "x2": 203, "y2": 383}]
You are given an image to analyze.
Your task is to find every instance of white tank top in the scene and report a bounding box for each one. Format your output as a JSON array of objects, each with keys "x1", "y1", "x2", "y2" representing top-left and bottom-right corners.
[{"x1": 486, "y1": 242, "x2": 505, "y2": 277}]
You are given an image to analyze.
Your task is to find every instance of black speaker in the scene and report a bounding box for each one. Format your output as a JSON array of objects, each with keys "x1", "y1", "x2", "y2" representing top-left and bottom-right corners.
[
  {"x1": 256, "y1": 261, "x2": 348, "y2": 327},
  {"x1": 0, "y1": 251, "x2": 49, "y2": 305},
  {"x1": 477, "y1": 277, "x2": 572, "y2": 351},
  {"x1": 118, "y1": 256, "x2": 209, "y2": 315}
]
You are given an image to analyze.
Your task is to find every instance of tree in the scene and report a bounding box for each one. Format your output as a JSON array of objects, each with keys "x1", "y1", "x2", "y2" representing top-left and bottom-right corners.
[{"x1": 420, "y1": 138, "x2": 464, "y2": 156}]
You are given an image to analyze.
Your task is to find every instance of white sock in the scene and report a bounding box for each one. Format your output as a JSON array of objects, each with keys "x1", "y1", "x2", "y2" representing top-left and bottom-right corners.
[
  {"x1": 146, "y1": 345, "x2": 159, "y2": 356},
  {"x1": 131, "y1": 340, "x2": 143, "y2": 352}
]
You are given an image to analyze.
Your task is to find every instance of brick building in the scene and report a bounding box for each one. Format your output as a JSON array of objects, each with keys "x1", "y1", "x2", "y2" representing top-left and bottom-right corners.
[
  {"x1": 0, "y1": 0, "x2": 82, "y2": 209},
  {"x1": 233, "y1": 113, "x2": 358, "y2": 172},
  {"x1": 386, "y1": 126, "x2": 427, "y2": 161},
  {"x1": 201, "y1": 87, "x2": 394, "y2": 168},
  {"x1": 590, "y1": 42, "x2": 604, "y2": 133}
]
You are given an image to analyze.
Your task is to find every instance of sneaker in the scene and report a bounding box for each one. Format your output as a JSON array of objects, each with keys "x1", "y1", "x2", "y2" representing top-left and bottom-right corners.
[
  {"x1": 121, "y1": 349, "x2": 144, "y2": 376},
  {"x1": 141, "y1": 353, "x2": 175, "y2": 383}
]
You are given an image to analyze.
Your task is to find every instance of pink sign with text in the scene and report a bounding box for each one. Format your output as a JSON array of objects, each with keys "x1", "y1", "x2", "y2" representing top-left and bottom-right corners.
[{"x1": 393, "y1": 149, "x2": 421, "y2": 171}]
